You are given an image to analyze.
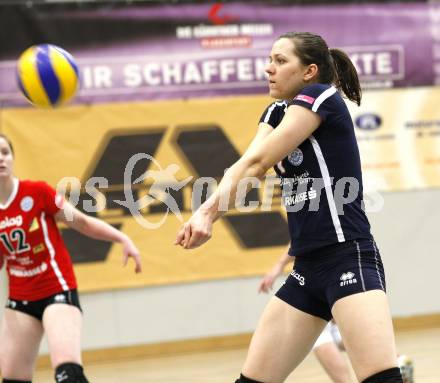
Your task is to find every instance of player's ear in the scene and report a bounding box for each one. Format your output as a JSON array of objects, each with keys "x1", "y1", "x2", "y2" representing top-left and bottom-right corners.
[{"x1": 303, "y1": 63, "x2": 318, "y2": 82}]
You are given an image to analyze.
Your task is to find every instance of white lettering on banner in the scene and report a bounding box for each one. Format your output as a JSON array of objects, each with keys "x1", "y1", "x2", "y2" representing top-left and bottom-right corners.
[
  {"x1": 183, "y1": 62, "x2": 203, "y2": 83},
  {"x1": 10, "y1": 262, "x2": 48, "y2": 277},
  {"x1": 0, "y1": 215, "x2": 23, "y2": 229},
  {"x1": 77, "y1": 44, "x2": 404, "y2": 93},
  {"x1": 344, "y1": 45, "x2": 404, "y2": 81},
  {"x1": 176, "y1": 23, "x2": 273, "y2": 39},
  {"x1": 350, "y1": 52, "x2": 392, "y2": 75},
  {"x1": 82, "y1": 66, "x2": 113, "y2": 88},
  {"x1": 120, "y1": 57, "x2": 268, "y2": 87}
]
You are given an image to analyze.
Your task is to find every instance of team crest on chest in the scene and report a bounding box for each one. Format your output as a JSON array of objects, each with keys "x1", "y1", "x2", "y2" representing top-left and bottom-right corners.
[
  {"x1": 20, "y1": 196, "x2": 34, "y2": 212},
  {"x1": 288, "y1": 148, "x2": 304, "y2": 166}
]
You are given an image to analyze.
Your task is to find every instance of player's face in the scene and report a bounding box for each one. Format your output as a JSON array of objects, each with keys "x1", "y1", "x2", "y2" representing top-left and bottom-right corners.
[
  {"x1": 0, "y1": 138, "x2": 14, "y2": 179},
  {"x1": 265, "y1": 38, "x2": 310, "y2": 100}
]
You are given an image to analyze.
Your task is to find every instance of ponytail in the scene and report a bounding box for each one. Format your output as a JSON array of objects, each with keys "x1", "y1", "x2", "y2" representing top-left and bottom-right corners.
[{"x1": 329, "y1": 48, "x2": 362, "y2": 106}]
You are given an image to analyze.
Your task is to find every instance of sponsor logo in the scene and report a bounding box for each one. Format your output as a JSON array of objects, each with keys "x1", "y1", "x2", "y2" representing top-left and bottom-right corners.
[
  {"x1": 340, "y1": 271, "x2": 357, "y2": 286},
  {"x1": 56, "y1": 371, "x2": 69, "y2": 382},
  {"x1": 54, "y1": 294, "x2": 66, "y2": 303},
  {"x1": 33, "y1": 243, "x2": 45, "y2": 254},
  {"x1": 294, "y1": 94, "x2": 315, "y2": 105},
  {"x1": 284, "y1": 188, "x2": 317, "y2": 207},
  {"x1": 29, "y1": 218, "x2": 40, "y2": 232},
  {"x1": 9, "y1": 262, "x2": 48, "y2": 277},
  {"x1": 290, "y1": 269, "x2": 305, "y2": 286},
  {"x1": 0, "y1": 215, "x2": 23, "y2": 229},
  {"x1": 355, "y1": 113, "x2": 382, "y2": 130},
  {"x1": 288, "y1": 148, "x2": 303, "y2": 166},
  {"x1": 20, "y1": 196, "x2": 34, "y2": 212}
]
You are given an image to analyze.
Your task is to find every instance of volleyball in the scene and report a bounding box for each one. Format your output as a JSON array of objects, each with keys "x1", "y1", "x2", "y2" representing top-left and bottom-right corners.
[{"x1": 16, "y1": 44, "x2": 79, "y2": 107}]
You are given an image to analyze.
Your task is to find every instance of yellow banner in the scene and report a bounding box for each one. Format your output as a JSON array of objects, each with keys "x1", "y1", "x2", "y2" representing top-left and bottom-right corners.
[{"x1": 1, "y1": 95, "x2": 289, "y2": 292}]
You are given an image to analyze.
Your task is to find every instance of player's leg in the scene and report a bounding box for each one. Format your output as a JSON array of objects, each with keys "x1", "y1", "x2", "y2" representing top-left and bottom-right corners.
[
  {"x1": 312, "y1": 323, "x2": 352, "y2": 383},
  {"x1": 324, "y1": 240, "x2": 402, "y2": 382},
  {"x1": 314, "y1": 342, "x2": 353, "y2": 383},
  {"x1": 239, "y1": 296, "x2": 327, "y2": 383},
  {"x1": 0, "y1": 307, "x2": 44, "y2": 381},
  {"x1": 42, "y1": 291, "x2": 89, "y2": 382},
  {"x1": 332, "y1": 290, "x2": 400, "y2": 382}
]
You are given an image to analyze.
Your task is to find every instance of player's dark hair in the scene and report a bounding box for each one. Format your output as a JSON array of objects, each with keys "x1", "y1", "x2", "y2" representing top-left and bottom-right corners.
[
  {"x1": 278, "y1": 32, "x2": 362, "y2": 106},
  {"x1": 0, "y1": 134, "x2": 14, "y2": 156}
]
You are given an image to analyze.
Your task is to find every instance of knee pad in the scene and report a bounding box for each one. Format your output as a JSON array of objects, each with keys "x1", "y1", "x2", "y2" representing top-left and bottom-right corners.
[
  {"x1": 2, "y1": 380, "x2": 32, "y2": 383},
  {"x1": 362, "y1": 367, "x2": 403, "y2": 383},
  {"x1": 54, "y1": 363, "x2": 89, "y2": 383},
  {"x1": 235, "y1": 374, "x2": 264, "y2": 383}
]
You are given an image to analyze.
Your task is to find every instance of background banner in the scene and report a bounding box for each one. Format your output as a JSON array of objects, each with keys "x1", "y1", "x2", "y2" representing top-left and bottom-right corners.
[
  {"x1": 2, "y1": 95, "x2": 291, "y2": 291},
  {"x1": 1, "y1": 2, "x2": 440, "y2": 106}
]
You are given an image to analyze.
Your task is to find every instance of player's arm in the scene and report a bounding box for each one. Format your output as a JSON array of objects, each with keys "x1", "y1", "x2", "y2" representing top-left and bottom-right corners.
[
  {"x1": 258, "y1": 245, "x2": 294, "y2": 293},
  {"x1": 55, "y1": 202, "x2": 142, "y2": 273},
  {"x1": 176, "y1": 105, "x2": 321, "y2": 249},
  {"x1": 243, "y1": 122, "x2": 274, "y2": 155}
]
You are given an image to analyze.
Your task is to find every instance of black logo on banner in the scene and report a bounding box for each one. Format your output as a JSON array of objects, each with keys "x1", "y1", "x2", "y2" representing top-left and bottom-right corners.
[{"x1": 62, "y1": 126, "x2": 288, "y2": 264}]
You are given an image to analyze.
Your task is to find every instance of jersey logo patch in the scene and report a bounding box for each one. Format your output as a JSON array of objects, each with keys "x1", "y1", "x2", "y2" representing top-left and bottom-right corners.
[
  {"x1": 288, "y1": 148, "x2": 304, "y2": 166},
  {"x1": 29, "y1": 218, "x2": 40, "y2": 232},
  {"x1": 54, "y1": 294, "x2": 67, "y2": 303},
  {"x1": 294, "y1": 94, "x2": 315, "y2": 105},
  {"x1": 340, "y1": 271, "x2": 357, "y2": 286},
  {"x1": 33, "y1": 243, "x2": 45, "y2": 254},
  {"x1": 20, "y1": 196, "x2": 34, "y2": 212}
]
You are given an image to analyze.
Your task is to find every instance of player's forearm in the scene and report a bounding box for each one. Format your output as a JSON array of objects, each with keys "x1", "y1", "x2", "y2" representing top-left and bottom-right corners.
[
  {"x1": 277, "y1": 247, "x2": 294, "y2": 267},
  {"x1": 76, "y1": 215, "x2": 128, "y2": 243}
]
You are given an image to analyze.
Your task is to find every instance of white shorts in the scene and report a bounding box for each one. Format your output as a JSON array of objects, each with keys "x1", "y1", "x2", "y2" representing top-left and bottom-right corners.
[{"x1": 313, "y1": 321, "x2": 342, "y2": 349}]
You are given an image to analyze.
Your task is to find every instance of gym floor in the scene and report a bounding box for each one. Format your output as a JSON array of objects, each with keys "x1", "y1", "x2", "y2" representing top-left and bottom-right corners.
[{"x1": 34, "y1": 326, "x2": 439, "y2": 382}]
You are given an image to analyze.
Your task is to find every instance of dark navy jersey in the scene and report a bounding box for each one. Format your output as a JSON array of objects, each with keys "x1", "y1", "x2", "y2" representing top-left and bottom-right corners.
[{"x1": 259, "y1": 83, "x2": 372, "y2": 256}]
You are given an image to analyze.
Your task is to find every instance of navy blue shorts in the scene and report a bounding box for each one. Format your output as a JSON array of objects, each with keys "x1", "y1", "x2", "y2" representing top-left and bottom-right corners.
[
  {"x1": 275, "y1": 239, "x2": 386, "y2": 321},
  {"x1": 6, "y1": 289, "x2": 82, "y2": 321}
]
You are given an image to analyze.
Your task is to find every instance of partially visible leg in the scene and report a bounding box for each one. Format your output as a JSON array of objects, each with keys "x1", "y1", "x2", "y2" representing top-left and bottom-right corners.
[
  {"x1": 42, "y1": 304, "x2": 88, "y2": 382},
  {"x1": 332, "y1": 290, "x2": 401, "y2": 382},
  {"x1": 240, "y1": 296, "x2": 327, "y2": 383},
  {"x1": 0, "y1": 309, "x2": 43, "y2": 381},
  {"x1": 313, "y1": 342, "x2": 353, "y2": 383}
]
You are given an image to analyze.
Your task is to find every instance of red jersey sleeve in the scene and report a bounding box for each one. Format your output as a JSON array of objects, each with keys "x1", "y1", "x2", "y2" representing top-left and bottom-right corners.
[{"x1": 38, "y1": 182, "x2": 64, "y2": 215}]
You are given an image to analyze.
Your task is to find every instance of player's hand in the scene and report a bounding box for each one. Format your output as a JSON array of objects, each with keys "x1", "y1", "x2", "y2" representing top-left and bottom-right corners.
[
  {"x1": 121, "y1": 237, "x2": 142, "y2": 273},
  {"x1": 258, "y1": 263, "x2": 284, "y2": 293},
  {"x1": 175, "y1": 209, "x2": 213, "y2": 249}
]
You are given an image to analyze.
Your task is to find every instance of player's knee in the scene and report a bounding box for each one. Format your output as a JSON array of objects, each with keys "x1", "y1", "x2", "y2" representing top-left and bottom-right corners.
[
  {"x1": 234, "y1": 373, "x2": 264, "y2": 383},
  {"x1": 362, "y1": 367, "x2": 403, "y2": 383},
  {"x1": 2, "y1": 380, "x2": 32, "y2": 383},
  {"x1": 54, "y1": 363, "x2": 89, "y2": 383}
]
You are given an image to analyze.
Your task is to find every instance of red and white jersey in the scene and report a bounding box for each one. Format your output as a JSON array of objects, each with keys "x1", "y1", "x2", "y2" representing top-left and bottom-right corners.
[{"x1": 0, "y1": 179, "x2": 77, "y2": 300}]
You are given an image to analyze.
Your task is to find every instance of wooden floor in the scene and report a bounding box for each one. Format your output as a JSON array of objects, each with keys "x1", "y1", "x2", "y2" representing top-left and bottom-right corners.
[{"x1": 34, "y1": 327, "x2": 439, "y2": 382}]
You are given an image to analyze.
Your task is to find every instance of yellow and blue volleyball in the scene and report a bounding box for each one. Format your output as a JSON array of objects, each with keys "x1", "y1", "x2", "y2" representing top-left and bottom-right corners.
[{"x1": 16, "y1": 44, "x2": 79, "y2": 107}]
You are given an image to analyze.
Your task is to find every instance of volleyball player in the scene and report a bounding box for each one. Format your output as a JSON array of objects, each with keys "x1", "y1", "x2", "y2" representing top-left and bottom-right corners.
[
  {"x1": 0, "y1": 134, "x2": 142, "y2": 383},
  {"x1": 176, "y1": 32, "x2": 402, "y2": 383}
]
